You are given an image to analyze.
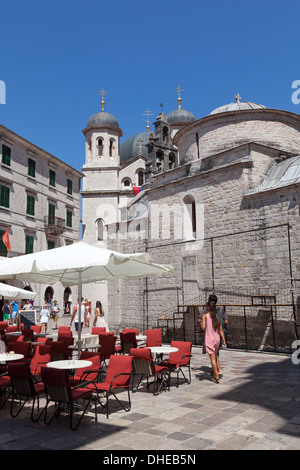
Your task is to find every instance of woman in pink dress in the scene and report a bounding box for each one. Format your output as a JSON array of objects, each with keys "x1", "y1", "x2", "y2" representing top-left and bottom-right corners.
[{"x1": 202, "y1": 299, "x2": 226, "y2": 383}]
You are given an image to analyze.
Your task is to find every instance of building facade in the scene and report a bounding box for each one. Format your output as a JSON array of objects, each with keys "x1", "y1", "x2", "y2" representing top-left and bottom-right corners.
[
  {"x1": 0, "y1": 124, "x2": 82, "y2": 313},
  {"x1": 81, "y1": 94, "x2": 300, "y2": 349}
]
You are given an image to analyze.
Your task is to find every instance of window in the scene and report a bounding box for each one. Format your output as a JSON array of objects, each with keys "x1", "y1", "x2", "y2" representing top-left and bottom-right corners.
[
  {"x1": 156, "y1": 150, "x2": 164, "y2": 172},
  {"x1": 26, "y1": 194, "x2": 35, "y2": 216},
  {"x1": 183, "y1": 195, "x2": 196, "y2": 239},
  {"x1": 25, "y1": 235, "x2": 34, "y2": 254},
  {"x1": 49, "y1": 169, "x2": 56, "y2": 187},
  {"x1": 97, "y1": 219, "x2": 104, "y2": 241},
  {"x1": 138, "y1": 171, "x2": 144, "y2": 186},
  {"x1": 66, "y1": 209, "x2": 72, "y2": 228},
  {"x1": 109, "y1": 138, "x2": 114, "y2": 157},
  {"x1": 169, "y1": 152, "x2": 176, "y2": 170},
  {"x1": 2, "y1": 144, "x2": 11, "y2": 166},
  {"x1": 48, "y1": 203, "x2": 55, "y2": 225},
  {"x1": 163, "y1": 126, "x2": 168, "y2": 144},
  {"x1": 98, "y1": 138, "x2": 103, "y2": 156},
  {"x1": 28, "y1": 158, "x2": 36, "y2": 178},
  {"x1": 47, "y1": 240, "x2": 55, "y2": 250},
  {"x1": 0, "y1": 185, "x2": 10, "y2": 208},
  {"x1": 123, "y1": 179, "x2": 131, "y2": 188},
  {"x1": 0, "y1": 229, "x2": 8, "y2": 256},
  {"x1": 67, "y1": 179, "x2": 73, "y2": 195}
]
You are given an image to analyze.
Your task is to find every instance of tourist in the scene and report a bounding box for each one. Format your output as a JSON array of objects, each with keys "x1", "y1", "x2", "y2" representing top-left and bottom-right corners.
[
  {"x1": 70, "y1": 298, "x2": 85, "y2": 334},
  {"x1": 201, "y1": 298, "x2": 227, "y2": 383},
  {"x1": 10, "y1": 300, "x2": 19, "y2": 326},
  {"x1": 83, "y1": 299, "x2": 90, "y2": 328},
  {"x1": 40, "y1": 304, "x2": 50, "y2": 334},
  {"x1": 93, "y1": 300, "x2": 108, "y2": 331},
  {"x1": 51, "y1": 299, "x2": 60, "y2": 330},
  {"x1": 2, "y1": 301, "x2": 11, "y2": 324},
  {"x1": 21, "y1": 299, "x2": 32, "y2": 310}
]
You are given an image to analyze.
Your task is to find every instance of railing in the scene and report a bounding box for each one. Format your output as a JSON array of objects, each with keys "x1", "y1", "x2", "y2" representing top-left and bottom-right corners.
[{"x1": 44, "y1": 216, "x2": 65, "y2": 236}]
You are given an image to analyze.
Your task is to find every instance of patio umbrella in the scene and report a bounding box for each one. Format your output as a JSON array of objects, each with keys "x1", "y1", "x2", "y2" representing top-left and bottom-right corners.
[
  {"x1": 0, "y1": 242, "x2": 174, "y2": 353},
  {"x1": 0, "y1": 282, "x2": 36, "y2": 300}
]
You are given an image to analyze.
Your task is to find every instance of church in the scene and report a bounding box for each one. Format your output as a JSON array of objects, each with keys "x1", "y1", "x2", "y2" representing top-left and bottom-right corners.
[{"x1": 81, "y1": 90, "x2": 300, "y2": 350}]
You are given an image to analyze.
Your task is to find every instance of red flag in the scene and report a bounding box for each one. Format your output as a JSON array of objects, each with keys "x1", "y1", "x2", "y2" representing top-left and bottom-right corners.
[{"x1": 2, "y1": 229, "x2": 11, "y2": 252}]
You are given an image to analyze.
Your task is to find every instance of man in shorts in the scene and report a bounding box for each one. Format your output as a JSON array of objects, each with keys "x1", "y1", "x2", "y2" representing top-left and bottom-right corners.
[
  {"x1": 2, "y1": 301, "x2": 11, "y2": 323},
  {"x1": 10, "y1": 300, "x2": 19, "y2": 325},
  {"x1": 51, "y1": 299, "x2": 60, "y2": 330}
]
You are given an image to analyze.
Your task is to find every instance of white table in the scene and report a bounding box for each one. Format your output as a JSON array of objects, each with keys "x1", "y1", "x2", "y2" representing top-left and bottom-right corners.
[
  {"x1": 0, "y1": 353, "x2": 24, "y2": 363},
  {"x1": 149, "y1": 346, "x2": 178, "y2": 355},
  {"x1": 136, "y1": 335, "x2": 146, "y2": 342},
  {"x1": 47, "y1": 359, "x2": 92, "y2": 370}
]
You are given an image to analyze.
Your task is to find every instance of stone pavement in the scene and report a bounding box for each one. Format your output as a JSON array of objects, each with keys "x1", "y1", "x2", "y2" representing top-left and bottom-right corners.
[{"x1": 0, "y1": 346, "x2": 300, "y2": 451}]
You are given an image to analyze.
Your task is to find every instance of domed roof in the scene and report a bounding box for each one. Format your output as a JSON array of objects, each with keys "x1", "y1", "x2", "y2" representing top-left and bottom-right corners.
[
  {"x1": 210, "y1": 94, "x2": 266, "y2": 115},
  {"x1": 167, "y1": 107, "x2": 196, "y2": 124},
  {"x1": 86, "y1": 111, "x2": 120, "y2": 129},
  {"x1": 120, "y1": 131, "x2": 150, "y2": 164}
]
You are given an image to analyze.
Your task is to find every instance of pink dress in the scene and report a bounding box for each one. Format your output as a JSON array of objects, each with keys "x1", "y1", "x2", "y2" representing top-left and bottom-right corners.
[{"x1": 204, "y1": 314, "x2": 220, "y2": 355}]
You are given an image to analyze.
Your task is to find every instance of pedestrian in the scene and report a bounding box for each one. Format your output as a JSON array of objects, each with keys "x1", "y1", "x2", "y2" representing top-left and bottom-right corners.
[
  {"x1": 2, "y1": 301, "x2": 11, "y2": 324},
  {"x1": 21, "y1": 299, "x2": 32, "y2": 310},
  {"x1": 201, "y1": 298, "x2": 227, "y2": 383},
  {"x1": 93, "y1": 300, "x2": 109, "y2": 331},
  {"x1": 10, "y1": 300, "x2": 19, "y2": 326},
  {"x1": 70, "y1": 297, "x2": 85, "y2": 335},
  {"x1": 83, "y1": 299, "x2": 90, "y2": 328},
  {"x1": 51, "y1": 299, "x2": 60, "y2": 330},
  {"x1": 40, "y1": 304, "x2": 50, "y2": 334}
]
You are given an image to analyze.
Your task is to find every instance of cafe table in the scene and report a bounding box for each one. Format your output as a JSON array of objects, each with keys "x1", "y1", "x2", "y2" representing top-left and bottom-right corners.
[
  {"x1": 47, "y1": 359, "x2": 93, "y2": 377},
  {"x1": 149, "y1": 346, "x2": 178, "y2": 363},
  {"x1": 0, "y1": 353, "x2": 24, "y2": 363}
]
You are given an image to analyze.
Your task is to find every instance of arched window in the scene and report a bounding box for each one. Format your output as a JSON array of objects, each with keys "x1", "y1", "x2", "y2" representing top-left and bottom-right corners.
[
  {"x1": 169, "y1": 152, "x2": 176, "y2": 170},
  {"x1": 156, "y1": 150, "x2": 164, "y2": 173},
  {"x1": 183, "y1": 195, "x2": 196, "y2": 239},
  {"x1": 63, "y1": 287, "x2": 72, "y2": 314},
  {"x1": 122, "y1": 178, "x2": 132, "y2": 189},
  {"x1": 44, "y1": 286, "x2": 54, "y2": 305},
  {"x1": 98, "y1": 138, "x2": 103, "y2": 157},
  {"x1": 138, "y1": 171, "x2": 144, "y2": 186},
  {"x1": 97, "y1": 219, "x2": 104, "y2": 241},
  {"x1": 109, "y1": 138, "x2": 115, "y2": 157}
]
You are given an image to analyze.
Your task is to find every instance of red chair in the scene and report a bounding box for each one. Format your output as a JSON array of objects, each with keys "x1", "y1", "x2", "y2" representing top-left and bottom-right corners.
[
  {"x1": 130, "y1": 347, "x2": 169, "y2": 395},
  {"x1": 6, "y1": 326, "x2": 18, "y2": 332},
  {"x1": 58, "y1": 330, "x2": 72, "y2": 337},
  {"x1": 159, "y1": 341, "x2": 192, "y2": 388},
  {"x1": 6, "y1": 341, "x2": 31, "y2": 361},
  {"x1": 71, "y1": 352, "x2": 102, "y2": 386},
  {"x1": 58, "y1": 326, "x2": 71, "y2": 333},
  {"x1": 30, "y1": 325, "x2": 42, "y2": 334},
  {"x1": 7, "y1": 362, "x2": 46, "y2": 422},
  {"x1": 50, "y1": 341, "x2": 69, "y2": 361},
  {"x1": 30, "y1": 344, "x2": 52, "y2": 379},
  {"x1": 97, "y1": 334, "x2": 117, "y2": 366},
  {"x1": 22, "y1": 329, "x2": 34, "y2": 342},
  {"x1": 86, "y1": 355, "x2": 133, "y2": 419},
  {"x1": 57, "y1": 334, "x2": 74, "y2": 358},
  {"x1": 91, "y1": 327, "x2": 107, "y2": 335},
  {"x1": 41, "y1": 366, "x2": 95, "y2": 431},
  {"x1": 116, "y1": 332, "x2": 137, "y2": 355},
  {"x1": 123, "y1": 328, "x2": 139, "y2": 335},
  {"x1": 0, "y1": 375, "x2": 11, "y2": 409},
  {"x1": 146, "y1": 329, "x2": 162, "y2": 347},
  {"x1": 5, "y1": 334, "x2": 23, "y2": 344}
]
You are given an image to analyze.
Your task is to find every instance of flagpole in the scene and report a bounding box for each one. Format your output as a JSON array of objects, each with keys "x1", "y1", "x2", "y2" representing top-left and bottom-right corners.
[{"x1": 77, "y1": 270, "x2": 83, "y2": 357}]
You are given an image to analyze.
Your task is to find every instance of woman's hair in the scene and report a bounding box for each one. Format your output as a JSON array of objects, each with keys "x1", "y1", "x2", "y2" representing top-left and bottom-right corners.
[
  {"x1": 207, "y1": 300, "x2": 221, "y2": 332},
  {"x1": 96, "y1": 301, "x2": 104, "y2": 316}
]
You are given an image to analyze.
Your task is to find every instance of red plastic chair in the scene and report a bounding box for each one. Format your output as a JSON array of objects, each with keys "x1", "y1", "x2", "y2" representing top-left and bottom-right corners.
[
  {"x1": 57, "y1": 334, "x2": 74, "y2": 358},
  {"x1": 123, "y1": 328, "x2": 139, "y2": 335},
  {"x1": 91, "y1": 327, "x2": 107, "y2": 335},
  {"x1": 71, "y1": 352, "x2": 102, "y2": 386},
  {"x1": 30, "y1": 345, "x2": 52, "y2": 379},
  {"x1": 146, "y1": 329, "x2": 162, "y2": 347},
  {"x1": 5, "y1": 334, "x2": 23, "y2": 344},
  {"x1": 7, "y1": 362, "x2": 46, "y2": 422},
  {"x1": 86, "y1": 355, "x2": 133, "y2": 419},
  {"x1": 30, "y1": 325, "x2": 42, "y2": 334},
  {"x1": 116, "y1": 332, "x2": 137, "y2": 355},
  {"x1": 58, "y1": 326, "x2": 71, "y2": 333},
  {"x1": 50, "y1": 341, "x2": 69, "y2": 361},
  {"x1": 58, "y1": 330, "x2": 72, "y2": 337},
  {"x1": 41, "y1": 366, "x2": 95, "y2": 430},
  {"x1": 22, "y1": 329, "x2": 34, "y2": 342},
  {"x1": 130, "y1": 347, "x2": 169, "y2": 395},
  {"x1": 97, "y1": 334, "x2": 117, "y2": 365},
  {"x1": 159, "y1": 341, "x2": 192, "y2": 388},
  {"x1": 0, "y1": 375, "x2": 11, "y2": 409},
  {"x1": 6, "y1": 341, "x2": 31, "y2": 361},
  {"x1": 6, "y1": 326, "x2": 18, "y2": 333}
]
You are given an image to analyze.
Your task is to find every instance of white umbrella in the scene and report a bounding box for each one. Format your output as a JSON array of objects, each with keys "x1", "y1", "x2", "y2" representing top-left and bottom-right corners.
[
  {"x1": 0, "y1": 282, "x2": 36, "y2": 300},
  {"x1": 0, "y1": 242, "x2": 174, "y2": 352}
]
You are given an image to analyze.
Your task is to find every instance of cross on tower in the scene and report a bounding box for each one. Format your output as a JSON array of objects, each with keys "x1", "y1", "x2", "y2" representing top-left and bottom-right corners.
[
  {"x1": 175, "y1": 84, "x2": 183, "y2": 108},
  {"x1": 99, "y1": 88, "x2": 107, "y2": 111},
  {"x1": 143, "y1": 108, "x2": 153, "y2": 132}
]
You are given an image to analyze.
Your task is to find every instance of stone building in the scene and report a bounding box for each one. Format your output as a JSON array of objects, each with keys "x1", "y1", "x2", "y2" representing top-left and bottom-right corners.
[
  {"x1": 81, "y1": 92, "x2": 300, "y2": 350},
  {"x1": 0, "y1": 124, "x2": 82, "y2": 313}
]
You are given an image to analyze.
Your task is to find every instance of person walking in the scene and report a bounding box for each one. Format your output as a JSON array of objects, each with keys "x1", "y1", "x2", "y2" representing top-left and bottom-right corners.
[
  {"x1": 201, "y1": 298, "x2": 227, "y2": 383},
  {"x1": 70, "y1": 298, "x2": 85, "y2": 335},
  {"x1": 40, "y1": 304, "x2": 50, "y2": 334},
  {"x1": 10, "y1": 300, "x2": 19, "y2": 326},
  {"x1": 93, "y1": 300, "x2": 108, "y2": 331},
  {"x1": 51, "y1": 299, "x2": 60, "y2": 330},
  {"x1": 2, "y1": 301, "x2": 11, "y2": 324}
]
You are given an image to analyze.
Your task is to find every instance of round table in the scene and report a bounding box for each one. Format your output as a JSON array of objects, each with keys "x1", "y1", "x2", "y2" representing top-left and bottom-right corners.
[
  {"x1": 136, "y1": 335, "x2": 146, "y2": 342},
  {"x1": 149, "y1": 346, "x2": 178, "y2": 355},
  {"x1": 47, "y1": 360, "x2": 92, "y2": 370},
  {"x1": 0, "y1": 353, "x2": 24, "y2": 363}
]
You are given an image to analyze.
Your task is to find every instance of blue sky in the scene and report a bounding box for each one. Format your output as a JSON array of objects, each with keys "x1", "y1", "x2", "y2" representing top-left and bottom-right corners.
[{"x1": 1, "y1": 0, "x2": 300, "y2": 172}]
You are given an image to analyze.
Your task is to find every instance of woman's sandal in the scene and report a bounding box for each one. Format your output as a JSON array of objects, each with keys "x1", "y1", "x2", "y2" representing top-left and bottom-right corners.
[{"x1": 212, "y1": 377, "x2": 219, "y2": 384}]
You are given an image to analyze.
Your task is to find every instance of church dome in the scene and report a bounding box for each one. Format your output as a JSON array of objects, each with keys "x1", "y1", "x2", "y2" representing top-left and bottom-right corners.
[
  {"x1": 167, "y1": 108, "x2": 196, "y2": 124},
  {"x1": 210, "y1": 94, "x2": 266, "y2": 115},
  {"x1": 86, "y1": 111, "x2": 120, "y2": 129},
  {"x1": 120, "y1": 131, "x2": 150, "y2": 164}
]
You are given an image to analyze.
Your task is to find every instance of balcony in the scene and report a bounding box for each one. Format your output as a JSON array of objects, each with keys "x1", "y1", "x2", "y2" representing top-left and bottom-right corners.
[{"x1": 44, "y1": 216, "x2": 65, "y2": 236}]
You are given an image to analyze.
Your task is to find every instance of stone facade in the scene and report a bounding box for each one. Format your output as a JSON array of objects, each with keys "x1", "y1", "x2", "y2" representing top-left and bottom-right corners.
[
  {"x1": 81, "y1": 97, "x2": 300, "y2": 350},
  {"x1": 0, "y1": 124, "x2": 82, "y2": 312}
]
